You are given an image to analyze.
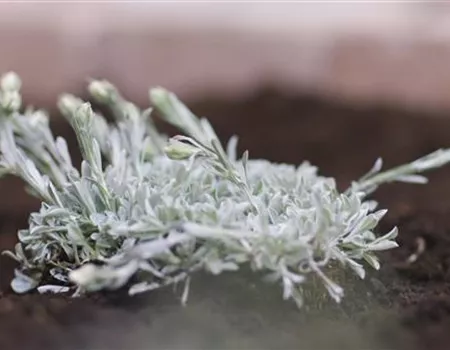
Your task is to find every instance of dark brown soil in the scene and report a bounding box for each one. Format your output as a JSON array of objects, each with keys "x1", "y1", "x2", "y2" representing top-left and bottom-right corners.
[{"x1": 2, "y1": 89, "x2": 450, "y2": 349}]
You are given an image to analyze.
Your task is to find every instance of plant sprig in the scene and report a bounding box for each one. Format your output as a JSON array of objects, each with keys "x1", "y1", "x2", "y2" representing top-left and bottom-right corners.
[{"x1": 1, "y1": 72, "x2": 450, "y2": 308}]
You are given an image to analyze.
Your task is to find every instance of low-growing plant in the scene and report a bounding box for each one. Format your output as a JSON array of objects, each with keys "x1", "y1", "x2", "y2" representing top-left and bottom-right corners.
[{"x1": 1, "y1": 72, "x2": 449, "y2": 308}]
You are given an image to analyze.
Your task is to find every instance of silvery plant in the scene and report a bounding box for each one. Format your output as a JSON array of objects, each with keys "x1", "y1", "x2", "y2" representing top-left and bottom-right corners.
[{"x1": 1, "y1": 71, "x2": 449, "y2": 307}]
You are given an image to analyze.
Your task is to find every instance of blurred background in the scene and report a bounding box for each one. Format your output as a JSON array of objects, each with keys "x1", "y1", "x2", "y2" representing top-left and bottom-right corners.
[{"x1": 1, "y1": 2, "x2": 450, "y2": 110}]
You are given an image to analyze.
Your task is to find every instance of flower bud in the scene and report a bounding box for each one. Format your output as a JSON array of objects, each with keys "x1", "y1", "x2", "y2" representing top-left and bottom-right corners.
[
  {"x1": 149, "y1": 87, "x2": 169, "y2": 107},
  {"x1": 88, "y1": 80, "x2": 117, "y2": 104},
  {"x1": 1, "y1": 72, "x2": 21, "y2": 92},
  {"x1": 58, "y1": 94, "x2": 83, "y2": 117},
  {"x1": 75, "y1": 103, "x2": 94, "y2": 124},
  {"x1": 164, "y1": 139, "x2": 198, "y2": 160},
  {"x1": 149, "y1": 87, "x2": 179, "y2": 126},
  {"x1": 1, "y1": 90, "x2": 21, "y2": 112}
]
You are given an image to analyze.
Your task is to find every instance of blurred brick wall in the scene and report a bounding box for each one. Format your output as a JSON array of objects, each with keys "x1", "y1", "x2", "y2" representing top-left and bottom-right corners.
[{"x1": 0, "y1": 3, "x2": 450, "y2": 111}]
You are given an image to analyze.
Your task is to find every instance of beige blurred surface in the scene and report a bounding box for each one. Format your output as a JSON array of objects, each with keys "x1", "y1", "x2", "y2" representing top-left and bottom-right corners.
[{"x1": 1, "y1": 2, "x2": 450, "y2": 110}]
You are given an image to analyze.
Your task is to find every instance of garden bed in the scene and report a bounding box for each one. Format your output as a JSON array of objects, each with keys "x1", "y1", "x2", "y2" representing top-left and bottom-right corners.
[{"x1": 2, "y1": 89, "x2": 450, "y2": 349}]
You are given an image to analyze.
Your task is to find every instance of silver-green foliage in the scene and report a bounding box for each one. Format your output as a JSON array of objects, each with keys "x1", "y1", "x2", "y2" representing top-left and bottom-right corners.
[{"x1": 1, "y1": 72, "x2": 449, "y2": 307}]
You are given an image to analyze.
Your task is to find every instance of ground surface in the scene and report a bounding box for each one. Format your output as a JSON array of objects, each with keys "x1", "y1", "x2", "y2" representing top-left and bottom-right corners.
[{"x1": 2, "y1": 90, "x2": 450, "y2": 349}]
